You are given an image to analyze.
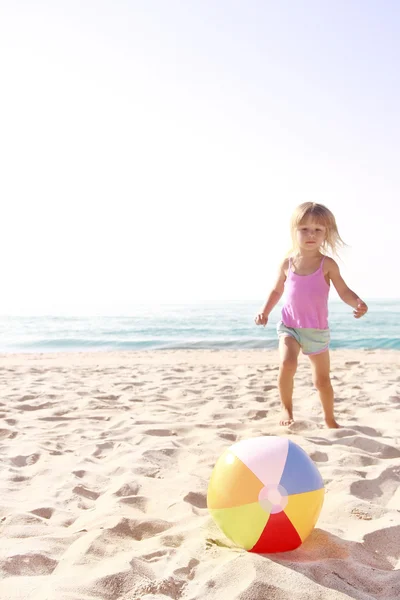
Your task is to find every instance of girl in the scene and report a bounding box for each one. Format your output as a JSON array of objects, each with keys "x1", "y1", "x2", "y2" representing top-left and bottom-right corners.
[{"x1": 255, "y1": 202, "x2": 368, "y2": 428}]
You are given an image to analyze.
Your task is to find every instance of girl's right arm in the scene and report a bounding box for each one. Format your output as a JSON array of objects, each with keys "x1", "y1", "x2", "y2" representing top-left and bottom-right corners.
[{"x1": 255, "y1": 259, "x2": 288, "y2": 326}]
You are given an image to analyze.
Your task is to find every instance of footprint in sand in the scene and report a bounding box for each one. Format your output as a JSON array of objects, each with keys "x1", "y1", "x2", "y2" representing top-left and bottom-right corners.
[
  {"x1": 140, "y1": 549, "x2": 171, "y2": 563},
  {"x1": 119, "y1": 496, "x2": 149, "y2": 511},
  {"x1": 144, "y1": 429, "x2": 177, "y2": 437},
  {"x1": 135, "y1": 576, "x2": 186, "y2": 599},
  {"x1": 351, "y1": 466, "x2": 400, "y2": 503},
  {"x1": 134, "y1": 465, "x2": 161, "y2": 478},
  {"x1": 143, "y1": 449, "x2": 178, "y2": 466},
  {"x1": 73, "y1": 485, "x2": 100, "y2": 501},
  {"x1": 115, "y1": 482, "x2": 140, "y2": 497},
  {"x1": 72, "y1": 470, "x2": 86, "y2": 478},
  {"x1": 173, "y1": 558, "x2": 200, "y2": 581},
  {"x1": 11, "y1": 454, "x2": 40, "y2": 467},
  {"x1": 30, "y1": 507, "x2": 54, "y2": 519},
  {"x1": 221, "y1": 394, "x2": 239, "y2": 402},
  {"x1": 218, "y1": 431, "x2": 237, "y2": 442},
  {"x1": 2, "y1": 553, "x2": 58, "y2": 576},
  {"x1": 218, "y1": 385, "x2": 234, "y2": 393},
  {"x1": 288, "y1": 420, "x2": 318, "y2": 432},
  {"x1": 109, "y1": 516, "x2": 172, "y2": 541},
  {"x1": 247, "y1": 409, "x2": 268, "y2": 420},
  {"x1": 93, "y1": 442, "x2": 114, "y2": 458},
  {"x1": 0, "y1": 429, "x2": 17, "y2": 440},
  {"x1": 217, "y1": 421, "x2": 245, "y2": 431},
  {"x1": 84, "y1": 569, "x2": 146, "y2": 600},
  {"x1": 333, "y1": 436, "x2": 400, "y2": 459},
  {"x1": 309, "y1": 451, "x2": 329, "y2": 463},
  {"x1": 161, "y1": 533, "x2": 185, "y2": 548},
  {"x1": 183, "y1": 492, "x2": 207, "y2": 509},
  {"x1": 350, "y1": 425, "x2": 381, "y2": 437},
  {"x1": 19, "y1": 394, "x2": 38, "y2": 402},
  {"x1": 39, "y1": 416, "x2": 78, "y2": 422},
  {"x1": 19, "y1": 402, "x2": 54, "y2": 411},
  {"x1": 10, "y1": 475, "x2": 29, "y2": 483},
  {"x1": 338, "y1": 454, "x2": 378, "y2": 468}
]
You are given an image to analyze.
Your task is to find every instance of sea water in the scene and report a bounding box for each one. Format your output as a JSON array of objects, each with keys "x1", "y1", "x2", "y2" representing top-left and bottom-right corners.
[{"x1": 0, "y1": 300, "x2": 398, "y2": 352}]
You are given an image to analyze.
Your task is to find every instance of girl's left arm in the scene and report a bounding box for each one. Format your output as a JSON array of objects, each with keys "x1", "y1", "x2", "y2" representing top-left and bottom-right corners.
[{"x1": 327, "y1": 259, "x2": 368, "y2": 318}]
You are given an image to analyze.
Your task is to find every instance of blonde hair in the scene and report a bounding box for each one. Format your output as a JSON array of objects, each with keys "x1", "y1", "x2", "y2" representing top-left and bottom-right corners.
[{"x1": 289, "y1": 202, "x2": 346, "y2": 256}]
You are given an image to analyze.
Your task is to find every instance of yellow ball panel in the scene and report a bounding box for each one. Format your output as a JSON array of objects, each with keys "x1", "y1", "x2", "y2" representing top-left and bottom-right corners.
[
  {"x1": 207, "y1": 450, "x2": 264, "y2": 509},
  {"x1": 284, "y1": 488, "x2": 325, "y2": 542},
  {"x1": 209, "y1": 502, "x2": 270, "y2": 550}
]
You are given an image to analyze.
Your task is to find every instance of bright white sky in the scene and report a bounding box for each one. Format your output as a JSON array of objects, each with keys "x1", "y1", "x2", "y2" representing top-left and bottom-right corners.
[{"x1": 1, "y1": 1, "x2": 399, "y2": 314}]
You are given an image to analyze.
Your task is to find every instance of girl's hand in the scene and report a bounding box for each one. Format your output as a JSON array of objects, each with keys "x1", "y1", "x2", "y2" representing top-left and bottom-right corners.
[
  {"x1": 255, "y1": 313, "x2": 268, "y2": 326},
  {"x1": 353, "y1": 300, "x2": 368, "y2": 319}
]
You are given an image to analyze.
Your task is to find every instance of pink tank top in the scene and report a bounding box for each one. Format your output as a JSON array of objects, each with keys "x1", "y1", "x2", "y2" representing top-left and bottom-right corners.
[{"x1": 281, "y1": 256, "x2": 330, "y2": 329}]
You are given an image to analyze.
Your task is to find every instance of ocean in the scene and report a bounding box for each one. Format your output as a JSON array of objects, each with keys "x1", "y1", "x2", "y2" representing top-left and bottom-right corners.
[{"x1": 0, "y1": 300, "x2": 399, "y2": 353}]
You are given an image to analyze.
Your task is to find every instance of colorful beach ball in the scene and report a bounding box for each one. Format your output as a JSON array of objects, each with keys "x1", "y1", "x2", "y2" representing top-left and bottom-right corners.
[{"x1": 207, "y1": 436, "x2": 324, "y2": 553}]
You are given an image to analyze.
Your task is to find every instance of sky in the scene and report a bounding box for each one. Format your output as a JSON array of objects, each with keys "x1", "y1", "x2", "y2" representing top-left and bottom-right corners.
[{"x1": 1, "y1": 1, "x2": 399, "y2": 314}]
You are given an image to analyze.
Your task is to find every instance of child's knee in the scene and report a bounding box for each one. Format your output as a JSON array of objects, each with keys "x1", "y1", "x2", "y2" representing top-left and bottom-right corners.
[
  {"x1": 280, "y1": 357, "x2": 297, "y2": 374},
  {"x1": 313, "y1": 375, "x2": 331, "y2": 391}
]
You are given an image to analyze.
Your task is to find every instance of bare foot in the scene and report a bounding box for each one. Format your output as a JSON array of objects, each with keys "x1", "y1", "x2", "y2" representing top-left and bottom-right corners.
[
  {"x1": 280, "y1": 408, "x2": 294, "y2": 426},
  {"x1": 325, "y1": 417, "x2": 340, "y2": 429}
]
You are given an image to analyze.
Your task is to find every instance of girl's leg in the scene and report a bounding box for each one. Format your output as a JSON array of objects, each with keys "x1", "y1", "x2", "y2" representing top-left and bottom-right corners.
[
  {"x1": 308, "y1": 350, "x2": 340, "y2": 428},
  {"x1": 278, "y1": 336, "x2": 300, "y2": 425}
]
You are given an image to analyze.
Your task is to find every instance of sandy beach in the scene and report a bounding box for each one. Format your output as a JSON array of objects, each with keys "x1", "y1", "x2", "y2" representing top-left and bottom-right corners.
[{"x1": 0, "y1": 349, "x2": 399, "y2": 600}]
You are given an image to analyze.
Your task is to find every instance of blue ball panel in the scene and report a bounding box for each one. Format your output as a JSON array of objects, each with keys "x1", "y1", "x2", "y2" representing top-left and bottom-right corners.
[{"x1": 279, "y1": 440, "x2": 324, "y2": 495}]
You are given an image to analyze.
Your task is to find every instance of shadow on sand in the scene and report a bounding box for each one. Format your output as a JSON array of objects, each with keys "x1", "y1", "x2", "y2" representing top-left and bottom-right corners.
[{"x1": 264, "y1": 526, "x2": 400, "y2": 599}]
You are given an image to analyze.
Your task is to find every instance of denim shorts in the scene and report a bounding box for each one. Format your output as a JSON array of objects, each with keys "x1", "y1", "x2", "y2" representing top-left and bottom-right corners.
[{"x1": 277, "y1": 321, "x2": 330, "y2": 356}]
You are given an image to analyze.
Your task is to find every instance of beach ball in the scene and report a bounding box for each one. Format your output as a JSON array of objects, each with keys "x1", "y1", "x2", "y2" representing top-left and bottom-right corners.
[{"x1": 207, "y1": 436, "x2": 324, "y2": 553}]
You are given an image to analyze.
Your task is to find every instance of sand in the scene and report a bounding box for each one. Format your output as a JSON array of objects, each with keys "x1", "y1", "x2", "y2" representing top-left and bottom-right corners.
[{"x1": 0, "y1": 349, "x2": 399, "y2": 600}]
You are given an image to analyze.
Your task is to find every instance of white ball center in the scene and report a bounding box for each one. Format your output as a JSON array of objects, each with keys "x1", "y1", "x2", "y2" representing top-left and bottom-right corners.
[{"x1": 258, "y1": 484, "x2": 288, "y2": 514}]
